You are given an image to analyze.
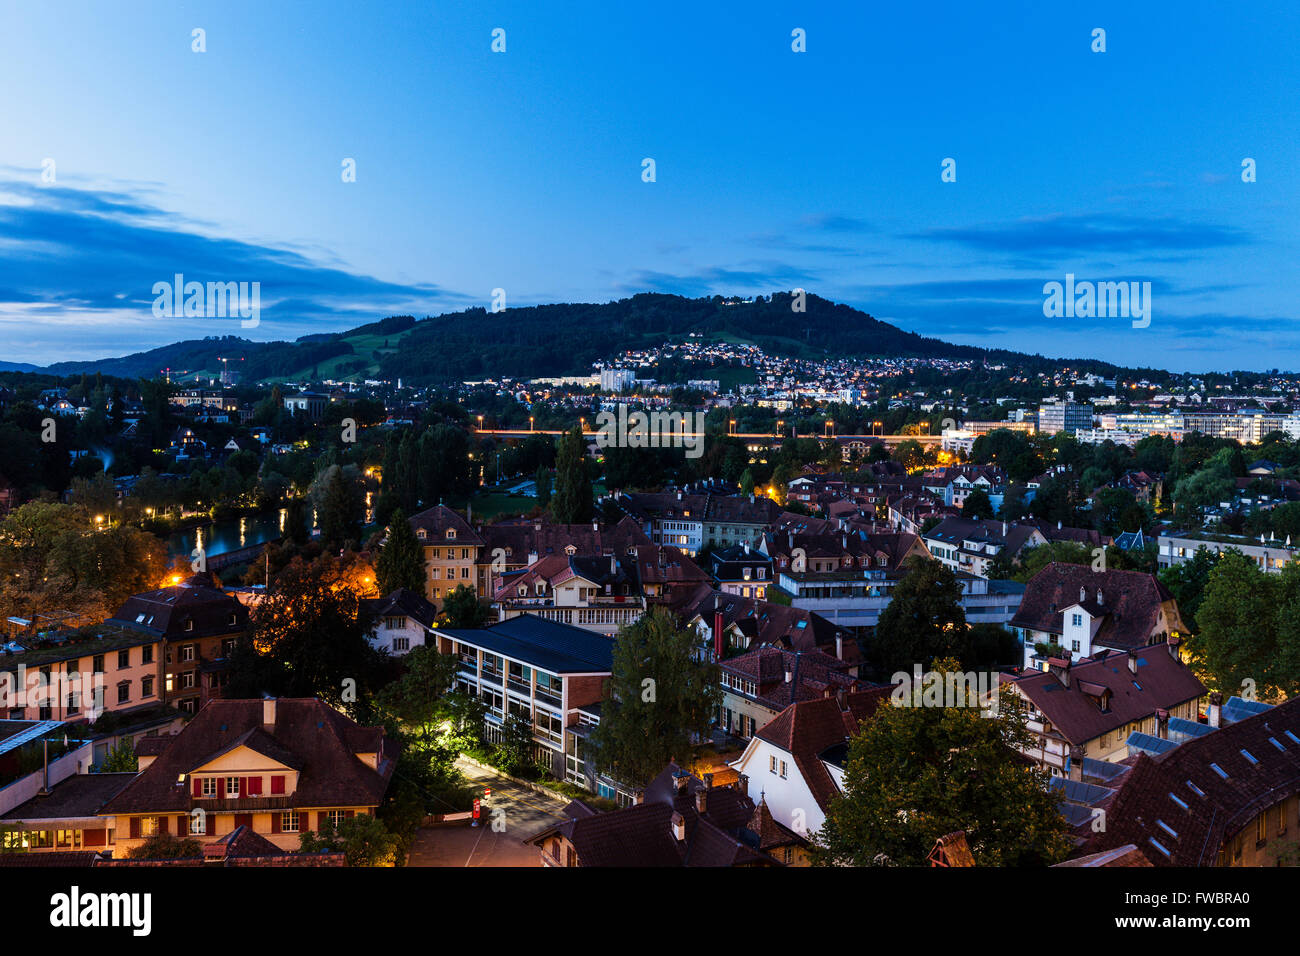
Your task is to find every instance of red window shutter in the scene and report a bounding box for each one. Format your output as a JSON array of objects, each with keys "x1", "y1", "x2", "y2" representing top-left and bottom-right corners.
[
  {"x1": 177, "y1": 816, "x2": 187, "y2": 835},
  {"x1": 129, "y1": 817, "x2": 141, "y2": 839},
  {"x1": 158, "y1": 816, "x2": 169, "y2": 835},
  {"x1": 217, "y1": 777, "x2": 226, "y2": 799},
  {"x1": 192, "y1": 777, "x2": 202, "y2": 797},
  {"x1": 271, "y1": 775, "x2": 285, "y2": 795},
  {"x1": 271, "y1": 813, "x2": 281, "y2": 834},
  {"x1": 247, "y1": 776, "x2": 263, "y2": 795}
]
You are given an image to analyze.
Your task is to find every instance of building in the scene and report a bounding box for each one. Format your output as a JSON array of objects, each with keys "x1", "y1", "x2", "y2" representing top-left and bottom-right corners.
[
  {"x1": 1083, "y1": 695, "x2": 1300, "y2": 866},
  {"x1": 728, "y1": 690, "x2": 889, "y2": 839},
  {"x1": 1157, "y1": 531, "x2": 1299, "y2": 574},
  {"x1": 1, "y1": 627, "x2": 162, "y2": 723},
  {"x1": 361, "y1": 588, "x2": 438, "y2": 656},
  {"x1": 494, "y1": 553, "x2": 644, "y2": 636},
  {"x1": 717, "y1": 645, "x2": 871, "y2": 741},
  {"x1": 527, "y1": 764, "x2": 785, "y2": 867},
  {"x1": 1037, "y1": 402, "x2": 1094, "y2": 436},
  {"x1": 434, "y1": 615, "x2": 613, "y2": 782},
  {"x1": 0, "y1": 773, "x2": 134, "y2": 854},
  {"x1": 923, "y1": 518, "x2": 1049, "y2": 578},
  {"x1": 98, "y1": 697, "x2": 395, "y2": 855},
  {"x1": 1009, "y1": 563, "x2": 1190, "y2": 670},
  {"x1": 709, "y1": 544, "x2": 774, "y2": 600},
  {"x1": 408, "y1": 504, "x2": 487, "y2": 608},
  {"x1": 1001, "y1": 641, "x2": 1206, "y2": 774},
  {"x1": 598, "y1": 367, "x2": 637, "y2": 393},
  {"x1": 106, "y1": 574, "x2": 250, "y2": 715}
]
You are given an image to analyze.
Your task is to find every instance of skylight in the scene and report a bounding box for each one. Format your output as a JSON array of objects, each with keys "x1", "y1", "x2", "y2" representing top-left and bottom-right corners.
[
  {"x1": 1156, "y1": 820, "x2": 1178, "y2": 839},
  {"x1": 1186, "y1": 780, "x2": 1206, "y2": 797},
  {"x1": 1147, "y1": 837, "x2": 1171, "y2": 858},
  {"x1": 1210, "y1": 763, "x2": 1229, "y2": 779},
  {"x1": 1240, "y1": 749, "x2": 1259, "y2": 765},
  {"x1": 1285, "y1": 730, "x2": 1300, "y2": 746},
  {"x1": 1270, "y1": 737, "x2": 1286, "y2": 752},
  {"x1": 1168, "y1": 792, "x2": 1188, "y2": 810}
]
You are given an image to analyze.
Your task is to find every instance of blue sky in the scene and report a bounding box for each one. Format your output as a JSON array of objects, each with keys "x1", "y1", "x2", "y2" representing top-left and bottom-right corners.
[{"x1": 0, "y1": 0, "x2": 1296, "y2": 371}]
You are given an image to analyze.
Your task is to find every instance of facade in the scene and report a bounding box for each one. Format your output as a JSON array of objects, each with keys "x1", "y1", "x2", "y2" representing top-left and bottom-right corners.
[
  {"x1": 362, "y1": 588, "x2": 438, "y2": 656},
  {"x1": 1, "y1": 628, "x2": 162, "y2": 723},
  {"x1": 1037, "y1": 402, "x2": 1095, "y2": 436},
  {"x1": 1157, "y1": 531, "x2": 1299, "y2": 574},
  {"x1": 105, "y1": 575, "x2": 249, "y2": 715},
  {"x1": 923, "y1": 518, "x2": 1049, "y2": 578},
  {"x1": 1001, "y1": 641, "x2": 1206, "y2": 774},
  {"x1": 717, "y1": 645, "x2": 870, "y2": 741},
  {"x1": 409, "y1": 504, "x2": 487, "y2": 608},
  {"x1": 1010, "y1": 563, "x2": 1190, "y2": 669},
  {"x1": 434, "y1": 615, "x2": 613, "y2": 781},
  {"x1": 98, "y1": 697, "x2": 395, "y2": 856}
]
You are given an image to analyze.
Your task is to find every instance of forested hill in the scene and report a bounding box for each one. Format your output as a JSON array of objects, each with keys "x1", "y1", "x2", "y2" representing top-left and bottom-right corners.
[{"x1": 32, "y1": 292, "x2": 1074, "y2": 384}]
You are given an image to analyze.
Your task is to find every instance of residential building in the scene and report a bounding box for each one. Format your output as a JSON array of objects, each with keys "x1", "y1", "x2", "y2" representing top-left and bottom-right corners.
[
  {"x1": 0, "y1": 774, "x2": 134, "y2": 854},
  {"x1": 361, "y1": 588, "x2": 438, "y2": 656},
  {"x1": 1, "y1": 627, "x2": 162, "y2": 723},
  {"x1": 923, "y1": 518, "x2": 1049, "y2": 578},
  {"x1": 99, "y1": 697, "x2": 395, "y2": 855},
  {"x1": 1010, "y1": 563, "x2": 1191, "y2": 669},
  {"x1": 717, "y1": 645, "x2": 871, "y2": 741},
  {"x1": 494, "y1": 553, "x2": 643, "y2": 635},
  {"x1": 409, "y1": 504, "x2": 486, "y2": 608},
  {"x1": 1157, "y1": 531, "x2": 1299, "y2": 574},
  {"x1": 1038, "y1": 402, "x2": 1095, "y2": 436},
  {"x1": 1001, "y1": 641, "x2": 1206, "y2": 774}
]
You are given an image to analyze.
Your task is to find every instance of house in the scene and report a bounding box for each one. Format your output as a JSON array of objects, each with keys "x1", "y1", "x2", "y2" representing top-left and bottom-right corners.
[
  {"x1": 408, "y1": 504, "x2": 487, "y2": 609},
  {"x1": 685, "y1": 588, "x2": 858, "y2": 667},
  {"x1": 611, "y1": 487, "x2": 781, "y2": 555},
  {"x1": 0, "y1": 773, "x2": 135, "y2": 854},
  {"x1": 0, "y1": 626, "x2": 163, "y2": 723},
  {"x1": 527, "y1": 764, "x2": 784, "y2": 867},
  {"x1": 717, "y1": 645, "x2": 872, "y2": 741},
  {"x1": 1001, "y1": 640, "x2": 1206, "y2": 774},
  {"x1": 282, "y1": 391, "x2": 328, "y2": 420},
  {"x1": 98, "y1": 697, "x2": 395, "y2": 855},
  {"x1": 477, "y1": 516, "x2": 651, "y2": 600},
  {"x1": 709, "y1": 543, "x2": 774, "y2": 600},
  {"x1": 494, "y1": 553, "x2": 643, "y2": 636},
  {"x1": 728, "y1": 689, "x2": 890, "y2": 839},
  {"x1": 362, "y1": 588, "x2": 438, "y2": 655},
  {"x1": 106, "y1": 573, "x2": 251, "y2": 715},
  {"x1": 923, "y1": 518, "x2": 1049, "y2": 578},
  {"x1": 1009, "y1": 563, "x2": 1190, "y2": 670},
  {"x1": 434, "y1": 615, "x2": 613, "y2": 781},
  {"x1": 1083, "y1": 694, "x2": 1300, "y2": 866}
]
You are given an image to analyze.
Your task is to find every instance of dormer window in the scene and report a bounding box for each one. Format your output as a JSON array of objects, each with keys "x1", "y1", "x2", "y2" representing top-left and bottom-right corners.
[
  {"x1": 447, "y1": 529, "x2": 456, "y2": 539},
  {"x1": 417, "y1": 529, "x2": 427, "y2": 540}
]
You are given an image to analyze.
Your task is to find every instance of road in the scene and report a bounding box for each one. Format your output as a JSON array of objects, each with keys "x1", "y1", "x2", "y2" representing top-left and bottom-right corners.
[{"x1": 406, "y1": 758, "x2": 570, "y2": 867}]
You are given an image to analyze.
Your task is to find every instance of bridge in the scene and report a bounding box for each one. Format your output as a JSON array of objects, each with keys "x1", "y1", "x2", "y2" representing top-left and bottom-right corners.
[{"x1": 473, "y1": 428, "x2": 943, "y2": 448}]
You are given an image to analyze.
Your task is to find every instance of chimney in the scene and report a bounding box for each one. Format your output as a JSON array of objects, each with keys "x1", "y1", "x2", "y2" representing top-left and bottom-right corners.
[
  {"x1": 749, "y1": 493, "x2": 755, "y2": 504},
  {"x1": 703, "y1": 772, "x2": 713, "y2": 789},
  {"x1": 835, "y1": 632, "x2": 843, "y2": 660},
  {"x1": 713, "y1": 610, "x2": 724, "y2": 660},
  {"x1": 736, "y1": 772, "x2": 749, "y2": 795},
  {"x1": 1048, "y1": 658, "x2": 1072, "y2": 689},
  {"x1": 784, "y1": 668, "x2": 793, "y2": 684},
  {"x1": 1156, "y1": 708, "x2": 1170, "y2": 739},
  {"x1": 1079, "y1": 586, "x2": 1086, "y2": 602},
  {"x1": 842, "y1": 533, "x2": 848, "y2": 549},
  {"x1": 1168, "y1": 634, "x2": 1181, "y2": 660},
  {"x1": 673, "y1": 773, "x2": 689, "y2": 794},
  {"x1": 262, "y1": 695, "x2": 276, "y2": 728},
  {"x1": 1067, "y1": 746, "x2": 1086, "y2": 782},
  {"x1": 671, "y1": 811, "x2": 686, "y2": 841},
  {"x1": 694, "y1": 788, "x2": 708, "y2": 814},
  {"x1": 1208, "y1": 692, "x2": 1223, "y2": 728},
  {"x1": 1057, "y1": 520, "x2": 1062, "y2": 530},
  {"x1": 1127, "y1": 649, "x2": 1138, "y2": 675},
  {"x1": 592, "y1": 519, "x2": 599, "y2": 532},
  {"x1": 1097, "y1": 587, "x2": 1104, "y2": 605},
  {"x1": 676, "y1": 490, "x2": 683, "y2": 501}
]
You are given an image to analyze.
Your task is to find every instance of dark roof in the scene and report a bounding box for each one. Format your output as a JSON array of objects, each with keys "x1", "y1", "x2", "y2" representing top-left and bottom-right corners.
[
  {"x1": 106, "y1": 576, "x2": 248, "y2": 640},
  {"x1": 99, "y1": 698, "x2": 394, "y2": 816},
  {"x1": 480, "y1": 516, "x2": 650, "y2": 560},
  {"x1": 721, "y1": 646, "x2": 867, "y2": 711},
  {"x1": 361, "y1": 588, "x2": 439, "y2": 629},
  {"x1": 1084, "y1": 696, "x2": 1300, "y2": 866},
  {"x1": 1010, "y1": 562, "x2": 1185, "y2": 652},
  {"x1": 408, "y1": 504, "x2": 486, "y2": 547},
  {"x1": 1007, "y1": 645, "x2": 1204, "y2": 746},
  {"x1": 1, "y1": 773, "x2": 136, "y2": 822},
  {"x1": 441, "y1": 614, "x2": 614, "y2": 674}
]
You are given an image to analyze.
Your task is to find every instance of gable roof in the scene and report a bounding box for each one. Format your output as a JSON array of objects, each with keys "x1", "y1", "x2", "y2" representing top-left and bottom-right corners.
[
  {"x1": 408, "y1": 504, "x2": 486, "y2": 547},
  {"x1": 99, "y1": 698, "x2": 394, "y2": 816},
  {"x1": 107, "y1": 575, "x2": 248, "y2": 640}
]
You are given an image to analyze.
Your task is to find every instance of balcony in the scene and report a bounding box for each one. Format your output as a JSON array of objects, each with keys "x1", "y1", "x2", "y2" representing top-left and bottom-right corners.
[{"x1": 191, "y1": 795, "x2": 294, "y2": 812}]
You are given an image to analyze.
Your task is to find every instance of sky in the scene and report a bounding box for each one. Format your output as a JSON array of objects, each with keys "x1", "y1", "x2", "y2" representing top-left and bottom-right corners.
[{"x1": 0, "y1": 0, "x2": 1296, "y2": 372}]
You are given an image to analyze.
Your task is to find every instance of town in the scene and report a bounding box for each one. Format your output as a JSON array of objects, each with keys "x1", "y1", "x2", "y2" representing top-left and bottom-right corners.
[{"x1": 1, "y1": 309, "x2": 1298, "y2": 871}]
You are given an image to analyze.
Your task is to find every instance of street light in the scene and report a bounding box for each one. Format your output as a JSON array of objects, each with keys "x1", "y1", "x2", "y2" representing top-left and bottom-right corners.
[{"x1": 529, "y1": 416, "x2": 534, "y2": 431}]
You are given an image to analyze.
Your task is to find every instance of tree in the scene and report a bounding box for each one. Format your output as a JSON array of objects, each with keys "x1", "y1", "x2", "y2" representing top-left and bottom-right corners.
[
  {"x1": 234, "y1": 556, "x2": 381, "y2": 708},
  {"x1": 892, "y1": 439, "x2": 926, "y2": 473},
  {"x1": 534, "y1": 466, "x2": 552, "y2": 507},
  {"x1": 872, "y1": 558, "x2": 968, "y2": 675},
  {"x1": 493, "y1": 713, "x2": 537, "y2": 776},
  {"x1": 299, "y1": 814, "x2": 401, "y2": 866},
  {"x1": 374, "y1": 644, "x2": 460, "y2": 741},
  {"x1": 375, "y1": 509, "x2": 425, "y2": 595},
  {"x1": 589, "y1": 607, "x2": 721, "y2": 788},
  {"x1": 315, "y1": 465, "x2": 363, "y2": 549},
  {"x1": 128, "y1": 833, "x2": 203, "y2": 860},
  {"x1": 99, "y1": 738, "x2": 137, "y2": 772},
  {"x1": 551, "y1": 425, "x2": 593, "y2": 523},
  {"x1": 1157, "y1": 547, "x2": 1221, "y2": 630},
  {"x1": 814, "y1": 660, "x2": 1070, "y2": 866},
  {"x1": 439, "y1": 583, "x2": 491, "y2": 628},
  {"x1": 1172, "y1": 464, "x2": 1234, "y2": 515},
  {"x1": 962, "y1": 488, "x2": 994, "y2": 520}
]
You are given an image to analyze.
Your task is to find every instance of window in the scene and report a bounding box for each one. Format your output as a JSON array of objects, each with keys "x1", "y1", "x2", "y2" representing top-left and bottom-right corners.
[
  {"x1": 191, "y1": 813, "x2": 205, "y2": 835},
  {"x1": 1071, "y1": 613, "x2": 1082, "y2": 627},
  {"x1": 431, "y1": 567, "x2": 441, "y2": 579},
  {"x1": 392, "y1": 637, "x2": 410, "y2": 652},
  {"x1": 142, "y1": 645, "x2": 153, "y2": 665},
  {"x1": 184, "y1": 620, "x2": 194, "y2": 632},
  {"x1": 140, "y1": 817, "x2": 159, "y2": 837},
  {"x1": 769, "y1": 755, "x2": 778, "y2": 774},
  {"x1": 181, "y1": 672, "x2": 196, "y2": 690},
  {"x1": 1257, "y1": 814, "x2": 1267, "y2": 846},
  {"x1": 780, "y1": 760, "x2": 788, "y2": 778},
  {"x1": 181, "y1": 644, "x2": 196, "y2": 662},
  {"x1": 118, "y1": 649, "x2": 130, "y2": 669},
  {"x1": 1071, "y1": 641, "x2": 1080, "y2": 652},
  {"x1": 281, "y1": 811, "x2": 300, "y2": 833},
  {"x1": 226, "y1": 777, "x2": 241, "y2": 797},
  {"x1": 326, "y1": 810, "x2": 346, "y2": 828},
  {"x1": 92, "y1": 655, "x2": 105, "y2": 674},
  {"x1": 461, "y1": 566, "x2": 470, "y2": 579},
  {"x1": 141, "y1": 676, "x2": 154, "y2": 698},
  {"x1": 117, "y1": 681, "x2": 130, "y2": 704},
  {"x1": 202, "y1": 777, "x2": 217, "y2": 796}
]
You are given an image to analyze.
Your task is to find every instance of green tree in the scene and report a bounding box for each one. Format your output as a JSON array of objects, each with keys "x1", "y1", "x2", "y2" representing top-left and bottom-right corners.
[
  {"x1": 872, "y1": 558, "x2": 968, "y2": 674},
  {"x1": 962, "y1": 488, "x2": 994, "y2": 520},
  {"x1": 98, "y1": 738, "x2": 138, "y2": 772},
  {"x1": 299, "y1": 813, "x2": 401, "y2": 866},
  {"x1": 551, "y1": 425, "x2": 593, "y2": 523},
  {"x1": 493, "y1": 713, "x2": 537, "y2": 776},
  {"x1": 128, "y1": 833, "x2": 203, "y2": 860},
  {"x1": 813, "y1": 662, "x2": 1070, "y2": 866},
  {"x1": 439, "y1": 583, "x2": 491, "y2": 627},
  {"x1": 375, "y1": 508, "x2": 425, "y2": 595},
  {"x1": 315, "y1": 465, "x2": 363, "y2": 549},
  {"x1": 589, "y1": 607, "x2": 721, "y2": 788},
  {"x1": 534, "y1": 466, "x2": 552, "y2": 507},
  {"x1": 1157, "y1": 547, "x2": 1221, "y2": 630},
  {"x1": 374, "y1": 644, "x2": 460, "y2": 741}
]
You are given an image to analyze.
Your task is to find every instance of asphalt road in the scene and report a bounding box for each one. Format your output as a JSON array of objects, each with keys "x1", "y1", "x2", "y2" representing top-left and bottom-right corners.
[{"x1": 406, "y1": 758, "x2": 570, "y2": 867}]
